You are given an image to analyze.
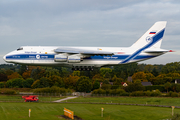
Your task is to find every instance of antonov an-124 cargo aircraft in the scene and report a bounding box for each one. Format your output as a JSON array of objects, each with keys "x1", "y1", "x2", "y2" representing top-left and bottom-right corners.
[{"x1": 3, "y1": 21, "x2": 172, "y2": 70}]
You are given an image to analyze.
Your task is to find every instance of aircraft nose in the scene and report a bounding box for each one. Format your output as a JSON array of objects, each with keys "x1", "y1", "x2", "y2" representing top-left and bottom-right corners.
[{"x1": 3, "y1": 55, "x2": 6, "y2": 62}]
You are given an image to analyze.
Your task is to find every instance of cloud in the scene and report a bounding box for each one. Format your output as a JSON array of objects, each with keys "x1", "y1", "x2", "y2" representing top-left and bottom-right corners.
[
  {"x1": 0, "y1": 25, "x2": 22, "y2": 36},
  {"x1": 0, "y1": 0, "x2": 180, "y2": 64}
]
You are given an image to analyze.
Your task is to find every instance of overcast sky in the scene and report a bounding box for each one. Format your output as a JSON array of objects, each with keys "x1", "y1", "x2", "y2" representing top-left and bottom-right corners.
[{"x1": 0, "y1": 0, "x2": 179, "y2": 65}]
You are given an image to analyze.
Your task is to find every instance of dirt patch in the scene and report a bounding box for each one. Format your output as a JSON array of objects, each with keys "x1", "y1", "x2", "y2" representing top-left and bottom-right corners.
[{"x1": 59, "y1": 115, "x2": 84, "y2": 120}]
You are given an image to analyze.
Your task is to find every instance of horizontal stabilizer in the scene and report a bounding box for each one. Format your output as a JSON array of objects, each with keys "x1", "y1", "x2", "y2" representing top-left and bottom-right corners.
[{"x1": 144, "y1": 49, "x2": 169, "y2": 53}]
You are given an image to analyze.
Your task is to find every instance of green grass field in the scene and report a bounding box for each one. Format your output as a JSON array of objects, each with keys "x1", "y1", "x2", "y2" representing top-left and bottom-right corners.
[
  {"x1": 0, "y1": 102, "x2": 178, "y2": 120},
  {"x1": 3, "y1": 95, "x2": 180, "y2": 107},
  {"x1": 67, "y1": 96, "x2": 180, "y2": 107},
  {"x1": 1, "y1": 96, "x2": 180, "y2": 119}
]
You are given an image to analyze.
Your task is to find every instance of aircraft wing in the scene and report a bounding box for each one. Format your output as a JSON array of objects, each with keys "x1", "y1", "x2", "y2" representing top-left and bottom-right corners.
[{"x1": 54, "y1": 47, "x2": 114, "y2": 55}]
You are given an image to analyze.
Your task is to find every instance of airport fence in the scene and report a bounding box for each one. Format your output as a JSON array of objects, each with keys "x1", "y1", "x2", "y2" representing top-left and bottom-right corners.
[{"x1": 33, "y1": 92, "x2": 72, "y2": 97}]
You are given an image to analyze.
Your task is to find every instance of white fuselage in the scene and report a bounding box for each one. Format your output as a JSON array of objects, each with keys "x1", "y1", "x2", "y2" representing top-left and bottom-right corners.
[{"x1": 3, "y1": 46, "x2": 164, "y2": 68}]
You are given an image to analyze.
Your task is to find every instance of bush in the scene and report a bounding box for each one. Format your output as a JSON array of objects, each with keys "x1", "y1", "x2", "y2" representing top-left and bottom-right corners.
[
  {"x1": 110, "y1": 89, "x2": 116, "y2": 95},
  {"x1": 130, "y1": 91, "x2": 145, "y2": 96},
  {"x1": 144, "y1": 90, "x2": 151, "y2": 96},
  {"x1": 0, "y1": 88, "x2": 16, "y2": 95},
  {"x1": 166, "y1": 91, "x2": 179, "y2": 97},
  {"x1": 76, "y1": 76, "x2": 92, "y2": 92},
  {"x1": 22, "y1": 78, "x2": 34, "y2": 88},
  {"x1": 93, "y1": 80, "x2": 100, "y2": 90},
  {"x1": 101, "y1": 84, "x2": 111, "y2": 90},
  {"x1": 31, "y1": 80, "x2": 41, "y2": 88},
  {"x1": 129, "y1": 90, "x2": 162, "y2": 97},
  {"x1": 171, "y1": 92, "x2": 179, "y2": 97},
  {"x1": 92, "y1": 89, "x2": 106, "y2": 94},
  {"x1": 111, "y1": 85, "x2": 121, "y2": 89},
  {"x1": 11, "y1": 88, "x2": 32, "y2": 92},
  {"x1": 150, "y1": 89, "x2": 161, "y2": 97},
  {"x1": 92, "y1": 89, "x2": 129, "y2": 96},
  {"x1": 121, "y1": 92, "x2": 130, "y2": 96},
  {"x1": 124, "y1": 82, "x2": 144, "y2": 92},
  {"x1": 115, "y1": 89, "x2": 127, "y2": 96},
  {"x1": 106, "y1": 89, "x2": 111, "y2": 95},
  {"x1": 176, "y1": 84, "x2": 180, "y2": 92},
  {"x1": 145, "y1": 85, "x2": 165, "y2": 92},
  {"x1": 0, "y1": 82, "x2": 5, "y2": 88},
  {"x1": 33, "y1": 86, "x2": 72, "y2": 95},
  {"x1": 6, "y1": 78, "x2": 24, "y2": 88}
]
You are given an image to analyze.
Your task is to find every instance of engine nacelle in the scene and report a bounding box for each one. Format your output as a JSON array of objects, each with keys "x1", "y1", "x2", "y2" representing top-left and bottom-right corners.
[
  {"x1": 54, "y1": 54, "x2": 67, "y2": 62},
  {"x1": 68, "y1": 55, "x2": 81, "y2": 63}
]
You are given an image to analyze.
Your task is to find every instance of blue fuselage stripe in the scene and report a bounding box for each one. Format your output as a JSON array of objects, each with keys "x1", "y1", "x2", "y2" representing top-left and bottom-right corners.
[
  {"x1": 6, "y1": 54, "x2": 54, "y2": 60},
  {"x1": 6, "y1": 54, "x2": 156, "y2": 61}
]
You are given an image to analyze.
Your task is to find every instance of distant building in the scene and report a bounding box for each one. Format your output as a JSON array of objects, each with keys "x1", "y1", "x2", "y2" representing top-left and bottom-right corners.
[
  {"x1": 99, "y1": 82, "x2": 113, "y2": 87},
  {"x1": 141, "y1": 82, "x2": 153, "y2": 86},
  {"x1": 175, "y1": 79, "x2": 180, "y2": 84},
  {"x1": 127, "y1": 77, "x2": 133, "y2": 82},
  {"x1": 109, "y1": 82, "x2": 114, "y2": 86},
  {"x1": 100, "y1": 82, "x2": 103, "y2": 87},
  {"x1": 123, "y1": 82, "x2": 128, "y2": 87},
  {"x1": 121, "y1": 82, "x2": 128, "y2": 87}
]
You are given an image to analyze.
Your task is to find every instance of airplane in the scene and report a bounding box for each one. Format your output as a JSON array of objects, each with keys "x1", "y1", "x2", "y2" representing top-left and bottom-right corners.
[{"x1": 3, "y1": 21, "x2": 171, "y2": 71}]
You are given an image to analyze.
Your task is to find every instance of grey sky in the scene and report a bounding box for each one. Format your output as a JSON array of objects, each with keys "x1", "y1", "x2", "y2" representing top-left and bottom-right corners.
[{"x1": 0, "y1": 0, "x2": 179, "y2": 64}]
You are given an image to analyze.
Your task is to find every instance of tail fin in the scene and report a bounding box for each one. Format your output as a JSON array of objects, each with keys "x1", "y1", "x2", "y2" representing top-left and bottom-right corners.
[{"x1": 131, "y1": 21, "x2": 167, "y2": 49}]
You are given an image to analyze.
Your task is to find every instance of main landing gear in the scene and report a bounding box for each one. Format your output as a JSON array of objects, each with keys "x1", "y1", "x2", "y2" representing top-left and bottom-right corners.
[{"x1": 72, "y1": 66, "x2": 94, "y2": 71}]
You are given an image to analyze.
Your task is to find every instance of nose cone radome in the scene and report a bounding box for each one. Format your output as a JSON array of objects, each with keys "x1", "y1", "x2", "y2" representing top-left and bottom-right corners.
[{"x1": 3, "y1": 55, "x2": 7, "y2": 62}]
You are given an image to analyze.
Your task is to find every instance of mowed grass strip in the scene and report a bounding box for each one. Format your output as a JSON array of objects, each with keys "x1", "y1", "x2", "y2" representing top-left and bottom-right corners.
[
  {"x1": 67, "y1": 96, "x2": 180, "y2": 106},
  {"x1": 1, "y1": 95, "x2": 180, "y2": 107},
  {"x1": 0, "y1": 95, "x2": 66, "y2": 102},
  {"x1": 0, "y1": 95, "x2": 23, "y2": 102},
  {"x1": 0, "y1": 102, "x2": 179, "y2": 120}
]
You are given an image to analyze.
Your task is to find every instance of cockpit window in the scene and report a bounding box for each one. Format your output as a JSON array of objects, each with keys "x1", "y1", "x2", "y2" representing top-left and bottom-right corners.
[{"x1": 17, "y1": 47, "x2": 23, "y2": 51}]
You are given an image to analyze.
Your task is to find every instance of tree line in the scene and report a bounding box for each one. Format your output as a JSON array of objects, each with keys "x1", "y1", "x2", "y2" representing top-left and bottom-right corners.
[{"x1": 0, "y1": 61, "x2": 180, "y2": 93}]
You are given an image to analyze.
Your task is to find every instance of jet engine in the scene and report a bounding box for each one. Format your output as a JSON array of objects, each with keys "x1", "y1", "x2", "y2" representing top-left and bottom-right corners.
[
  {"x1": 54, "y1": 54, "x2": 67, "y2": 62},
  {"x1": 54, "y1": 54, "x2": 82, "y2": 63},
  {"x1": 68, "y1": 55, "x2": 81, "y2": 63}
]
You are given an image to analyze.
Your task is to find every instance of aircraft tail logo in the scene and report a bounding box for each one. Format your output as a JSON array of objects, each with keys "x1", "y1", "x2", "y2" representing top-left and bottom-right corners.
[
  {"x1": 120, "y1": 21, "x2": 167, "y2": 64},
  {"x1": 131, "y1": 21, "x2": 167, "y2": 49}
]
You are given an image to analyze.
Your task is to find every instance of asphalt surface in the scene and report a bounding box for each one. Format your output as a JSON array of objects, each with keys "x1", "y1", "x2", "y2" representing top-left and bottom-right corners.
[{"x1": 53, "y1": 96, "x2": 78, "y2": 102}]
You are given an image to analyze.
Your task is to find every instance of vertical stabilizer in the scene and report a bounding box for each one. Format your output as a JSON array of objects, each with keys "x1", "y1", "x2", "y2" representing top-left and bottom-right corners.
[{"x1": 131, "y1": 21, "x2": 167, "y2": 49}]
